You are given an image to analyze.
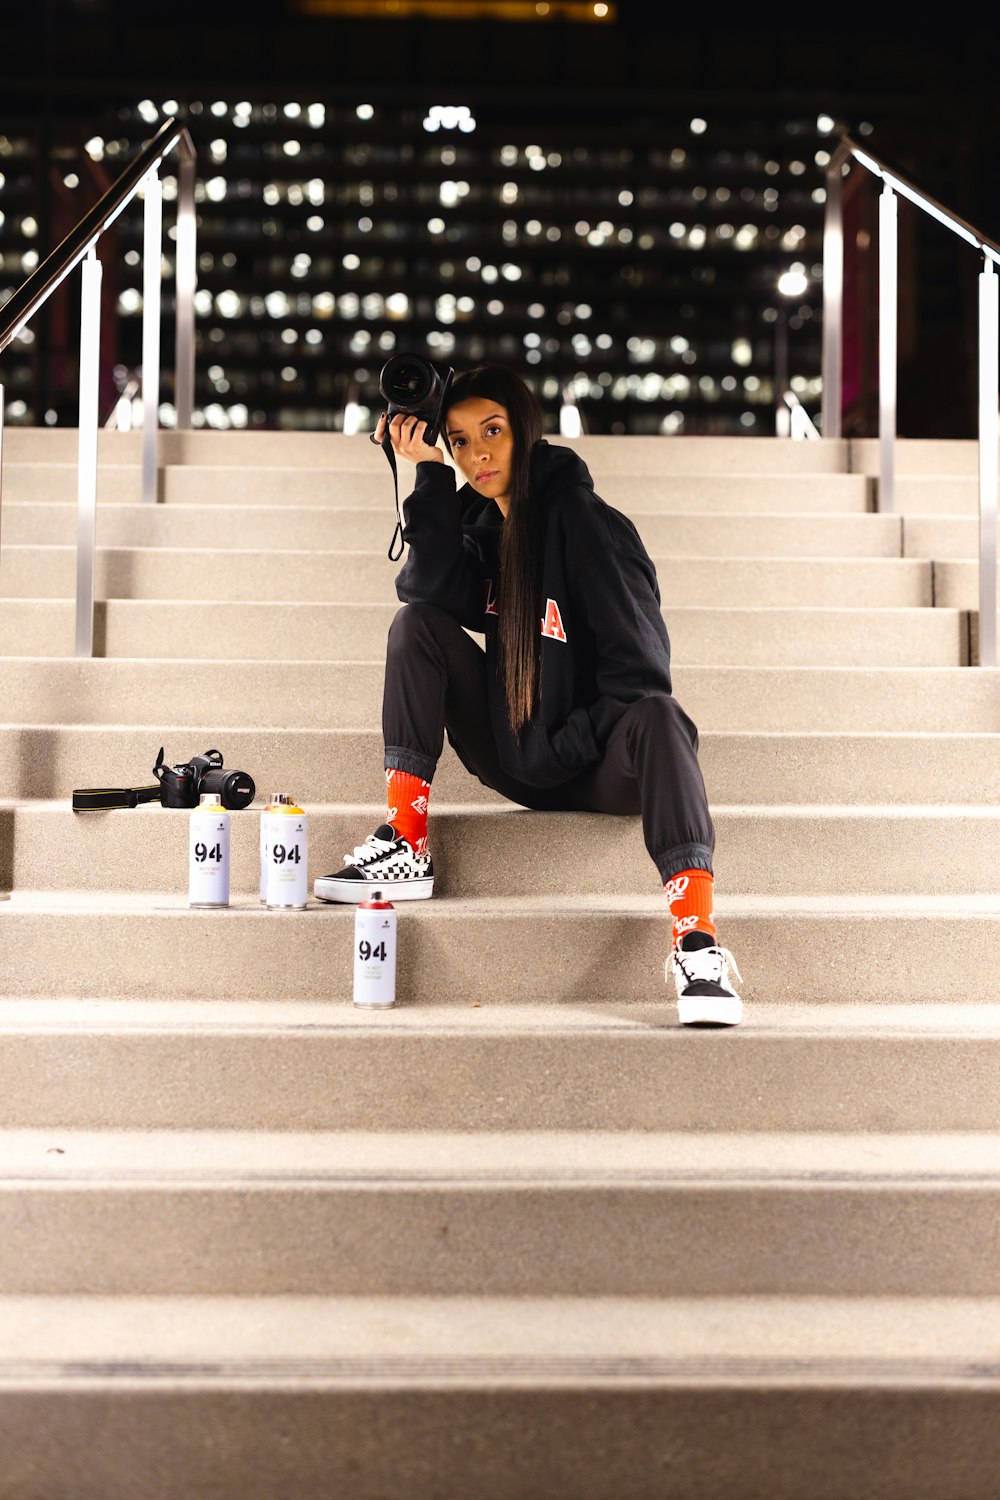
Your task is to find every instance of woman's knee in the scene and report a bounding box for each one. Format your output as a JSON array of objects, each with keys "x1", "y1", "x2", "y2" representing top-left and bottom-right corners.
[
  {"x1": 387, "y1": 601, "x2": 461, "y2": 656},
  {"x1": 620, "y1": 693, "x2": 700, "y2": 751}
]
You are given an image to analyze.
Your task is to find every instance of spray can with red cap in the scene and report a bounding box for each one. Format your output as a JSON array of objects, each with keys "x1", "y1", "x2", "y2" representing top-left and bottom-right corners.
[{"x1": 353, "y1": 891, "x2": 397, "y2": 1008}]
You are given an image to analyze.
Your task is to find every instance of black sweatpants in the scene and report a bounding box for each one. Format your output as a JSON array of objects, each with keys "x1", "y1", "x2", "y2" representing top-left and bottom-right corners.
[{"x1": 382, "y1": 602, "x2": 715, "y2": 883}]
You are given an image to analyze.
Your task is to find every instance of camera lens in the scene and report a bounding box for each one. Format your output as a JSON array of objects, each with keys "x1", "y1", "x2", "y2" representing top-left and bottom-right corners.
[{"x1": 379, "y1": 355, "x2": 435, "y2": 407}]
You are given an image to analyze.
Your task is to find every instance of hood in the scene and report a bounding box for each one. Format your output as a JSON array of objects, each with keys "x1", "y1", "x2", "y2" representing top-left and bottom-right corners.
[{"x1": 529, "y1": 439, "x2": 596, "y2": 498}]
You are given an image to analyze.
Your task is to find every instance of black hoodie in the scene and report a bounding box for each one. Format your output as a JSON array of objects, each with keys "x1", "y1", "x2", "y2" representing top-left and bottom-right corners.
[{"x1": 394, "y1": 439, "x2": 673, "y2": 788}]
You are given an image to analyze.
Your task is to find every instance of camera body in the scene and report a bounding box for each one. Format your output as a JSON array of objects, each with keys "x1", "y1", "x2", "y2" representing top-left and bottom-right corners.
[
  {"x1": 154, "y1": 748, "x2": 256, "y2": 810},
  {"x1": 378, "y1": 354, "x2": 454, "y2": 447}
]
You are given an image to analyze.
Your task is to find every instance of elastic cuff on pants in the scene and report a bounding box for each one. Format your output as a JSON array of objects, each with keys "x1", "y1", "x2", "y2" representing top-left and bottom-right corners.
[
  {"x1": 656, "y1": 843, "x2": 714, "y2": 884},
  {"x1": 384, "y1": 745, "x2": 437, "y2": 783}
]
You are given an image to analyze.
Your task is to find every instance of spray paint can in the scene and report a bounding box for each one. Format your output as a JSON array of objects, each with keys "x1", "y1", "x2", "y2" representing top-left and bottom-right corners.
[
  {"x1": 189, "y1": 793, "x2": 231, "y2": 908},
  {"x1": 265, "y1": 797, "x2": 309, "y2": 910},
  {"x1": 353, "y1": 892, "x2": 397, "y2": 1008},
  {"x1": 260, "y1": 793, "x2": 293, "y2": 903}
]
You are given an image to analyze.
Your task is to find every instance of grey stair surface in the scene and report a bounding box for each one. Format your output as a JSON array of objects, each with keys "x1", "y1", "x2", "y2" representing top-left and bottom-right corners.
[
  {"x1": 0, "y1": 599, "x2": 971, "y2": 665},
  {"x1": 1, "y1": 427, "x2": 999, "y2": 1498},
  {"x1": 5, "y1": 725, "x2": 1000, "y2": 803}
]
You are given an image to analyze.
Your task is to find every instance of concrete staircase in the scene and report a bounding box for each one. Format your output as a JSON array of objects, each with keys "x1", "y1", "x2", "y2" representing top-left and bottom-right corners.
[{"x1": 1, "y1": 428, "x2": 999, "y2": 1498}]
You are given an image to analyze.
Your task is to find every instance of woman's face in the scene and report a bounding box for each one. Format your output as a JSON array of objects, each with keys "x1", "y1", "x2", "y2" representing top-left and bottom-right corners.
[{"x1": 445, "y1": 396, "x2": 514, "y2": 515}]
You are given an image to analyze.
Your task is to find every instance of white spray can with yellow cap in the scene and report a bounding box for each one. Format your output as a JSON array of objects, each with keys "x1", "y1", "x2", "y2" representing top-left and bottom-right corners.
[
  {"x1": 260, "y1": 793, "x2": 293, "y2": 903},
  {"x1": 264, "y1": 794, "x2": 309, "y2": 910},
  {"x1": 189, "y1": 793, "x2": 231, "y2": 908}
]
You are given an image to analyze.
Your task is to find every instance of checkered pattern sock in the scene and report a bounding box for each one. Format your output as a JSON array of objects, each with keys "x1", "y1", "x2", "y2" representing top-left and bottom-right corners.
[
  {"x1": 664, "y1": 868, "x2": 717, "y2": 949},
  {"x1": 386, "y1": 768, "x2": 431, "y2": 857}
]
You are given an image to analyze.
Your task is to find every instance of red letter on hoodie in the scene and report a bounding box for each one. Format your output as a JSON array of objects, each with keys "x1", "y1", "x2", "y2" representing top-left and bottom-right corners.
[{"x1": 540, "y1": 597, "x2": 567, "y2": 642}]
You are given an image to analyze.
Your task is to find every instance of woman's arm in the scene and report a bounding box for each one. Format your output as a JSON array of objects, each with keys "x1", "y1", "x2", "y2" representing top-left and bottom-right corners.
[
  {"x1": 551, "y1": 504, "x2": 673, "y2": 766},
  {"x1": 384, "y1": 414, "x2": 487, "y2": 628}
]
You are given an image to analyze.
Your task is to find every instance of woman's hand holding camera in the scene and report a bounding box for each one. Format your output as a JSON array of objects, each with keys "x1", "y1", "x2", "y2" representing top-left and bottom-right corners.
[{"x1": 373, "y1": 411, "x2": 445, "y2": 465}]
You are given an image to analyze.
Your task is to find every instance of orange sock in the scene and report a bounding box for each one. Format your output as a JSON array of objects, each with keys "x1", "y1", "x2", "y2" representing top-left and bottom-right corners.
[
  {"x1": 664, "y1": 868, "x2": 716, "y2": 949},
  {"x1": 386, "y1": 768, "x2": 431, "y2": 856}
]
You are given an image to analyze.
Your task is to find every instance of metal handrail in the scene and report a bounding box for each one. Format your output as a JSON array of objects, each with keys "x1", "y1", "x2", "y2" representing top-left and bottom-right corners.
[
  {"x1": 0, "y1": 116, "x2": 197, "y2": 654},
  {"x1": 0, "y1": 117, "x2": 195, "y2": 360},
  {"x1": 822, "y1": 134, "x2": 999, "y2": 669}
]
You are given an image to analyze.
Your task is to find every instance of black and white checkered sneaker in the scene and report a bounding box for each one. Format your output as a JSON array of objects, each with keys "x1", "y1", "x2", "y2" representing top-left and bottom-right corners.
[
  {"x1": 668, "y1": 930, "x2": 744, "y2": 1027},
  {"x1": 313, "y1": 822, "x2": 434, "y2": 904}
]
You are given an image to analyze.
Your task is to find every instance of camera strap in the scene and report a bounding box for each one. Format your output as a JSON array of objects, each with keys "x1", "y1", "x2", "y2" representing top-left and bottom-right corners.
[
  {"x1": 72, "y1": 784, "x2": 161, "y2": 812},
  {"x1": 374, "y1": 430, "x2": 405, "y2": 562},
  {"x1": 71, "y1": 747, "x2": 175, "y2": 811}
]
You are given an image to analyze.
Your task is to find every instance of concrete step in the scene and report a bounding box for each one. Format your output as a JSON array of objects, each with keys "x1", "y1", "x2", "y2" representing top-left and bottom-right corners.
[
  {"x1": 0, "y1": 1127, "x2": 995, "y2": 1296},
  {"x1": 851, "y1": 437, "x2": 982, "y2": 476},
  {"x1": 6, "y1": 725, "x2": 998, "y2": 806},
  {"x1": 929, "y1": 559, "x2": 997, "y2": 610},
  {"x1": 904, "y1": 516, "x2": 983, "y2": 556},
  {"x1": 4, "y1": 428, "x2": 855, "y2": 473},
  {"x1": 2, "y1": 890, "x2": 999, "y2": 1003},
  {"x1": 1, "y1": 463, "x2": 874, "y2": 511},
  {"x1": 5, "y1": 800, "x2": 1000, "y2": 898},
  {"x1": 0, "y1": 1294, "x2": 997, "y2": 1500},
  {"x1": 0, "y1": 546, "x2": 935, "y2": 608},
  {"x1": 890, "y1": 476, "x2": 984, "y2": 514},
  {"x1": 0, "y1": 599, "x2": 967, "y2": 666},
  {"x1": 2, "y1": 503, "x2": 904, "y2": 557},
  {"x1": 2, "y1": 659, "x2": 992, "y2": 729},
  {"x1": 1, "y1": 999, "x2": 998, "y2": 1131}
]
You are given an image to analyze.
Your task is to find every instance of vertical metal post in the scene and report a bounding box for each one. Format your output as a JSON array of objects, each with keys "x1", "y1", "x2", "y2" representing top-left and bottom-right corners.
[
  {"x1": 76, "y1": 248, "x2": 102, "y2": 658},
  {"x1": 822, "y1": 160, "x2": 844, "y2": 439},
  {"x1": 0, "y1": 383, "x2": 5, "y2": 571},
  {"x1": 141, "y1": 165, "x2": 163, "y2": 503},
  {"x1": 0, "y1": 382, "x2": 5, "y2": 898},
  {"x1": 978, "y1": 259, "x2": 998, "y2": 669},
  {"x1": 878, "y1": 184, "x2": 898, "y2": 514},
  {"x1": 174, "y1": 149, "x2": 197, "y2": 430},
  {"x1": 774, "y1": 312, "x2": 789, "y2": 435}
]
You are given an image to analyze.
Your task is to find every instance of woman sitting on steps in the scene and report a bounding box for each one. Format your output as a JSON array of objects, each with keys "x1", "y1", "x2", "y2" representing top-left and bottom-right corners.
[{"x1": 314, "y1": 363, "x2": 744, "y2": 1027}]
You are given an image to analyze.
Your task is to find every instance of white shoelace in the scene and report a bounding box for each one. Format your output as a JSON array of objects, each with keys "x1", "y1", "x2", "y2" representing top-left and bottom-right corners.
[
  {"x1": 670, "y1": 944, "x2": 743, "y2": 989},
  {"x1": 344, "y1": 833, "x2": 396, "y2": 868}
]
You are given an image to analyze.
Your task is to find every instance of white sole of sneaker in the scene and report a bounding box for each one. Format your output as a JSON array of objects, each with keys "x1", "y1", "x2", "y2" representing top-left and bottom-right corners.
[
  {"x1": 313, "y1": 877, "x2": 434, "y2": 904},
  {"x1": 677, "y1": 995, "x2": 743, "y2": 1027}
]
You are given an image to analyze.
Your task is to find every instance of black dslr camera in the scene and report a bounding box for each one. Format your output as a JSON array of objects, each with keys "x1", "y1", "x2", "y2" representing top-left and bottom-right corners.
[
  {"x1": 153, "y1": 747, "x2": 256, "y2": 810},
  {"x1": 372, "y1": 354, "x2": 455, "y2": 562},
  {"x1": 377, "y1": 354, "x2": 454, "y2": 446}
]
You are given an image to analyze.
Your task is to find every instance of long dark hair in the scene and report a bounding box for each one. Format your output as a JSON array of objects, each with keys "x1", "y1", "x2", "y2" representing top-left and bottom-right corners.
[{"x1": 443, "y1": 364, "x2": 544, "y2": 736}]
